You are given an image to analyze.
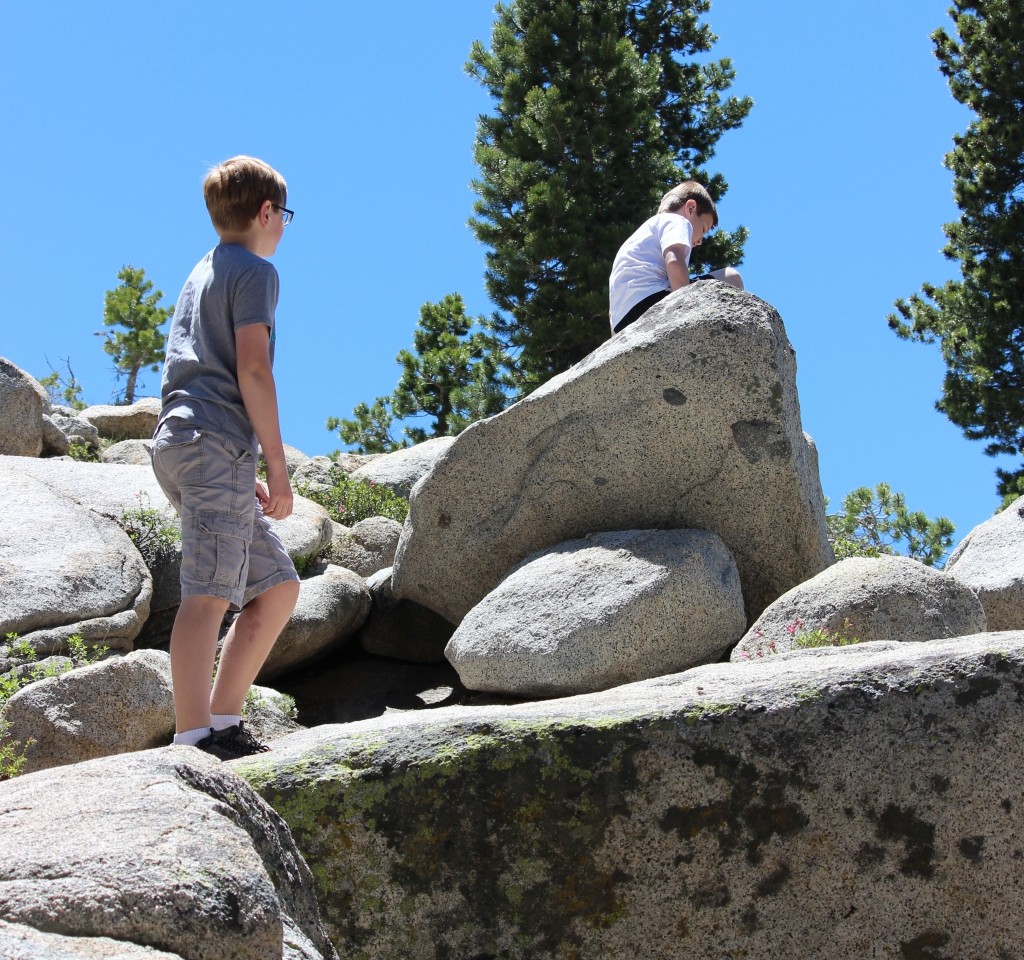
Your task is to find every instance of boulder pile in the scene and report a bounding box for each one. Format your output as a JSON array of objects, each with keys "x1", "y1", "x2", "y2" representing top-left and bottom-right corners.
[{"x1": 2, "y1": 282, "x2": 1023, "y2": 958}]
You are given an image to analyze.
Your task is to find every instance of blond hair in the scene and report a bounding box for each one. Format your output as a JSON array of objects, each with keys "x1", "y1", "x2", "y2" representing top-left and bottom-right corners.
[
  {"x1": 203, "y1": 156, "x2": 287, "y2": 232},
  {"x1": 658, "y1": 181, "x2": 718, "y2": 226}
]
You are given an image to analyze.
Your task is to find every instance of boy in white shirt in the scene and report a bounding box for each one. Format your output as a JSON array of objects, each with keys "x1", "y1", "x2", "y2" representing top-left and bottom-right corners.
[{"x1": 609, "y1": 181, "x2": 743, "y2": 334}]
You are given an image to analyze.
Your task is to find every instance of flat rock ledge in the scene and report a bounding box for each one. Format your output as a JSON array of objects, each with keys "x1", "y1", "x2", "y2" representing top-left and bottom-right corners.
[{"x1": 238, "y1": 631, "x2": 1024, "y2": 960}]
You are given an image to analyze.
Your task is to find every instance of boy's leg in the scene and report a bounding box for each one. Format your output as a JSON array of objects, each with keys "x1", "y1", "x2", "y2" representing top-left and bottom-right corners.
[
  {"x1": 210, "y1": 578, "x2": 299, "y2": 717},
  {"x1": 210, "y1": 504, "x2": 301, "y2": 718},
  {"x1": 151, "y1": 423, "x2": 262, "y2": 738},
  {"x1": 170, "y1": 594, "x2": 231, "y2": 733}
]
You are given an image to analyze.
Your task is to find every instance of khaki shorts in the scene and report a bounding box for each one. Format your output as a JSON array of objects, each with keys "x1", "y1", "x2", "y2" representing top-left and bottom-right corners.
[{"x1": 151, "y1": 420, "x2": 298, "y2": 610}]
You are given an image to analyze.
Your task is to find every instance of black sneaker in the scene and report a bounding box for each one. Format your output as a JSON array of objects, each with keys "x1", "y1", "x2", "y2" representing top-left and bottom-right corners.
[{"x1": 195, "y1": 722, "x2": 270, "y2": 761}]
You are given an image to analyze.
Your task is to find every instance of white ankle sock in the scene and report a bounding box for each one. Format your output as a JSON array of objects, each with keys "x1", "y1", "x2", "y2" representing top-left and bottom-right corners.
[
  {"x1": 174, "y1": 726, "x2": 212, "y2": 746},
  {"x1": 211, "y1": 714, "x2": 241, "y2": 732}
]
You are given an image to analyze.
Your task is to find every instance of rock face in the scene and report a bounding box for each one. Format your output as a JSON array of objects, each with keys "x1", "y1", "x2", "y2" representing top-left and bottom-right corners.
[
  {"x1": 245, "y1": 631, "x2": 1024, "y2": 960},
  {"x1": 1, "y1": 649, "x2": 174, "y2": 775},
  {"x1": 392, "y1": 283, "x2": 833, "y2": 624},
  {"x1": 350, "y1": 436, "x2": 457, "y2": 498},
  {"x1": 946, "y1": 495, "x2": 1024, "y2": 631},
  {"x1": 731, "y1": 555, "x2": 988, "y2": 660},
  {"x1": 447, "y1": 528, "x2": 745, "y2": 696},
  {"x1": 0, "y1": 748, "x2": 338, "y2": 960},
  {"x1": 0, "y1": 357, "x2": 48, "y2": 457}
]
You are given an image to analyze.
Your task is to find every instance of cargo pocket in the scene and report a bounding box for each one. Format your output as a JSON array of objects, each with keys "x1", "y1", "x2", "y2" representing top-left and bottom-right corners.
[{"x1": 194, "y1": 512, "x2": 253, "y2": 587}]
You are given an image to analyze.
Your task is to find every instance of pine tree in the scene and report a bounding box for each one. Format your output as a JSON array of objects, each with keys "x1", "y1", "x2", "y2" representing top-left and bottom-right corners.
[
  {"x1": 99, "y1": 265, "x2": 173, "y2": 404},
  {"x1": 467, "y1": 0, "x2": 751, "y2": 392},
  {"x1": 329, "y1": 294, "x2": 509, "y2": 453},
  {"x1": 889, "y1": 0, "x2": 1024, "y2": 503},
  {"x1": 826, "y1": 483, "x2": 955, "y2": 568}
]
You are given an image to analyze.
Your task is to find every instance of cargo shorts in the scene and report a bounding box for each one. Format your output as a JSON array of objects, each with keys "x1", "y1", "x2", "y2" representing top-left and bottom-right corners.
[{"x1": 151, "y1": 419, "x2": 298, "y2": 610}]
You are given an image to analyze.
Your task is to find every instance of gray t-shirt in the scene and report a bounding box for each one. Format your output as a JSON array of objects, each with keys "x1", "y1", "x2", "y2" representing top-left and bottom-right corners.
[{"x1": 158, "y1": 243, "x2": 279, "y2": 453}]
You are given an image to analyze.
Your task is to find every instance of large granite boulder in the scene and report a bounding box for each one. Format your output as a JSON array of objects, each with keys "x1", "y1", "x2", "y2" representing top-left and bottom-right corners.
[
  {"x1": 392, "y1": 283, "x2": 832, "y2": 624},
  {"x1": 731, "y1": 555, "x2": 988, "y2": 660},
  {"x1": 0, "y1": 457, "x2": 336, "y2": 653},
  {"x1": 0, "y1": 649, "x2": 174, "y2": 775},
  {"x1": 945, "y1": 496, "x2": 1024, "y2": 631},
  {"x1": 258, "y1": 565, "x2": 371, "y2": 682},
  {"x1": 0, "y1": 748, "x2": 338, "y2": 960},
  {"x1": 79, "y1": 397, "x2": 161, "y2": 440},
  {"x1": 0, "y1": 357, "x2": 48, "y2": 457},
  {"x1": 350, "y1": 436, "x2": 457, "y2": 498},
  {"x1": 447, "y1": 528, "x2": 745, "y2": 696},
  {"x1": 0, "y1": 463, "x2": 152, "y2": 656},
  {"x1": 242, "y1": 631, "x2": 1024, "y2": 960}
]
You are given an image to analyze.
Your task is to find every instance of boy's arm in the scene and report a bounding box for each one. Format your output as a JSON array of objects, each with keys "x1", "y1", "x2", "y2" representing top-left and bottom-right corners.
[
  {"x1": 236, "y1": 323, "x2": 293, "y2": 520},
  {"x1": 664, "y1": 244, "x2": 692, "y2": 290}
]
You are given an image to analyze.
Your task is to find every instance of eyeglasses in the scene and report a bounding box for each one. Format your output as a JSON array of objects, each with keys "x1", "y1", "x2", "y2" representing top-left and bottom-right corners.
[{"x1": 272, "y1": 203, "x2": 294, "y2": 226}]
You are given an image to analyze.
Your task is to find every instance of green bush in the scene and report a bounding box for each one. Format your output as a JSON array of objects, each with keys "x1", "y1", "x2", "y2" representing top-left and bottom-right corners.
[
  {"x1": 119, "y1": 493, "x2": 180, "y2": 566},
  {"x1": 298, "y1": 469, "x2": 408, "y2": 525}
]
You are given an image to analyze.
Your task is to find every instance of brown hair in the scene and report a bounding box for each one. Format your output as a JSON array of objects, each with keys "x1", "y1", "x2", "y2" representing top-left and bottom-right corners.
[
  {"x1": 658, "y1": 181, "x2": 718, "y2": 226},
  {"x1": 203, "y1": 156, "x2": 287, "y2": 232}
]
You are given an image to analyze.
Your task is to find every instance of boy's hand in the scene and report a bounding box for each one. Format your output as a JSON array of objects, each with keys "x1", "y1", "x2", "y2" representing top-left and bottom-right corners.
[{"x1": 256, "y1": 468, "x2": 294, "y2": 520}]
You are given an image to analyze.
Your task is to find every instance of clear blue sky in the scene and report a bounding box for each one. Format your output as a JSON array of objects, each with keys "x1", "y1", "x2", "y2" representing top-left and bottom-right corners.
[{"x1": 1, "y1": 1, "x2": 1011, "y2": 554}]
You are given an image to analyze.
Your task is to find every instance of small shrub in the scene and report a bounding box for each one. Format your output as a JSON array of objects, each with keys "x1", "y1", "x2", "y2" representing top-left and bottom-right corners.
[
  {"x1": 298, "y1": 469, "x2": 408, "y2": 525},
  {"x1": 120, "y1": 492, "x2": 180, "y2": 565},
  {"x1": 68, "y1": 440, "x2": 100, "y2": 462},
  {"x1": 740, "y1": 619, "x2": 862, "y2": 660},
  {"x1": 0, "y1": 718, "x2": 31, "y2": 780},
  {"x1": 790, "y1": 618, "x2": 861, "y2": 649},
  {"x1": 243, "y1": 687, "x2": 298, "y2": 720}
]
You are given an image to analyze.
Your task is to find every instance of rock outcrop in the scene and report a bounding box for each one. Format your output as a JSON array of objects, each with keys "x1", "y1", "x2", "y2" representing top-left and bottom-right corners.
[
  {"x1": 243, "y1": 631, "x2": 1024, "y2": 960},
  {"x1": 946, "y1": 494, "x2": 1024, "y2": 631},
  {"x1": 357, "y1": 567, "x2": 454, "y2": 664},
  {"x1": 327, "y1": 516, "x2": 402, "y2": 578},
  {"x1": 393, "y1": 283, "x2": 833, "y2": 624},
  {"x1": 446, "y1": 528, "x2": 745, "y2": 696}
]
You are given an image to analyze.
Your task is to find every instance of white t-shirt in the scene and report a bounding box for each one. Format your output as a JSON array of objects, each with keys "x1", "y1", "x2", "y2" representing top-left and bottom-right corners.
[{"x1": 608, "y1": 213, "x2": 694, "y2": 331}]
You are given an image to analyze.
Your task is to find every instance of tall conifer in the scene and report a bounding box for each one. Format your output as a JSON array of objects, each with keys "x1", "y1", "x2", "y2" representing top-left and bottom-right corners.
[
  {"x1": 467, "y1": 0, "x2": 751, "y2": 392},
  {"x1": 889, "y1": 0, "x2": 1024, "y2": 502}
]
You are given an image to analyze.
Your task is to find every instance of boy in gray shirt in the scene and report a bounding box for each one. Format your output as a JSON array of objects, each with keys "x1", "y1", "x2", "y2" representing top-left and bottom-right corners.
[{"x1": 152, "y1": 155, "x2": 300, "y2": 760}]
